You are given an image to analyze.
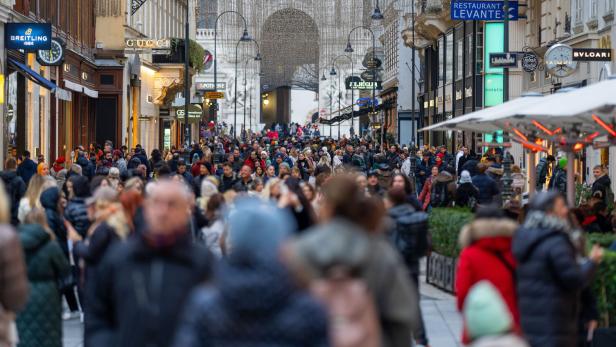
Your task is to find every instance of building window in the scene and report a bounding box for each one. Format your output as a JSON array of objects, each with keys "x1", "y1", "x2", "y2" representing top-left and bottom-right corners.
[
  {"x1": 609, "y1": 0, "x2": 615, "y2": 12},
  {"x1": 466, "y1": 34, "x2": 473, "y2": 78},
  {"x1": 446, "y1": 32, "x2": 453, "y2": 85},
  {"x1": 575, "y1": 0, "x2": 583, "y2": 22},
  {"x1": 591, "y1": 0, "x2": 598, "y2": 18},
  {"x1": 456, "y1": 39, "x2": 463, "y2": 81},
  {"x1": 530, "y1": 71, "x2": 536, "y2": 83},
  {"x1": 438, "y1": 37, "x2": 444, "y2": 87}
]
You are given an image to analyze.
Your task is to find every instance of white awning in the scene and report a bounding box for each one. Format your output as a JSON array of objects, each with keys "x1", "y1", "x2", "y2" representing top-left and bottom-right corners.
[
  {"x1": 83, "y1": 86, "x2": 99, "y2": 98},
  {"x1": 64, "y1": 80, "x2": 83, "y2": 93},
  {"x1": 64, "y1": 80, "x2": 99, "y2": 98}
]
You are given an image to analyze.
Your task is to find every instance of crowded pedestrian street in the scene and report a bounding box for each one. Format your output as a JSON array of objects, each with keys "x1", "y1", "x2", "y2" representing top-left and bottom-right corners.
[{"x1": 2, "y1": 1, "x2": 616, "y2": 347}]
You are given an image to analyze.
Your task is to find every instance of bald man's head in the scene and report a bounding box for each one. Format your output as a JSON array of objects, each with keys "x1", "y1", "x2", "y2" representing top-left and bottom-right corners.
[{"x1": 144, "y1": 180, "x2": 193, "y2": 236}]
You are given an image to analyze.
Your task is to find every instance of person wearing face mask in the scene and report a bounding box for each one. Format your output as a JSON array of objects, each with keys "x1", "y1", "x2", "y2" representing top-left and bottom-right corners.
[{"x1": 86, "y1": 180, "x2": 212, "y2": 347}]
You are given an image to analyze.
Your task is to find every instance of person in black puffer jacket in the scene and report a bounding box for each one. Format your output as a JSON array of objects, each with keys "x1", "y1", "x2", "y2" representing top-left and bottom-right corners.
[
  {"x1": 512, "y1": 192, "x2": 604, "y2": 347},
  {"x1": 65, "y1": 175, "x2": 92, "y2": 238},
  {"x1": 455, "y1": 170, "x2": 479, "y2": 209},
  {"x1": 1, "y1": 158, "x2": 27, "y2": 226},
  {"x1": 40, "y1": 187, "x2": 68, "y2": 257}
]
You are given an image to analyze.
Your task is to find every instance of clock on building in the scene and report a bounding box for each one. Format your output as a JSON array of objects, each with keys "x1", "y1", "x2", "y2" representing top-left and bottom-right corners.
[
  {"x1": 36, "y1": 38, "x2": 65, "y2": 66},
  {"x1": 544, "y1": 43, "x2": 577, "y2": 78}
]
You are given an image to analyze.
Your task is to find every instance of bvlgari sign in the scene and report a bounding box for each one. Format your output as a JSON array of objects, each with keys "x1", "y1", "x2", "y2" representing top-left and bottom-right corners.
[{"x1": 572, "y1": 48, "x2": 612, "y2": 62}]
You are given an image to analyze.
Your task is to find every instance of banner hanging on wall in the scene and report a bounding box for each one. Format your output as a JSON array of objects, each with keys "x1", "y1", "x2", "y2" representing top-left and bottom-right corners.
[{"x1": 132, "y1": 0, "x2": 148, "y2": 15}]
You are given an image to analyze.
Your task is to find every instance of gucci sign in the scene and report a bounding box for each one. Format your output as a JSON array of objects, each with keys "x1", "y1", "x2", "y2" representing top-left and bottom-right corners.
[{"x1": 125, "y1": 39, "x2": 171, "y2": 50}]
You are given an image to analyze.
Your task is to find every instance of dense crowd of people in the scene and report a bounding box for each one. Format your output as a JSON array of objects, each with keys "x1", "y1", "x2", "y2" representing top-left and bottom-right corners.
[{"x1": 0, "y1": 127, "x2": 612, "y2": 347}]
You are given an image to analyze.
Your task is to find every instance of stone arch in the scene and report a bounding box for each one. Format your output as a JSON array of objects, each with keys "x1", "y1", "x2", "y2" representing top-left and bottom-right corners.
[{"x1": 261, "y1": 8, "x2": 320, "y2": 92}]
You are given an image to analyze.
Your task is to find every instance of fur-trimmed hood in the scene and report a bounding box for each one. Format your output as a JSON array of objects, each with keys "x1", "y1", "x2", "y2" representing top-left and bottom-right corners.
[{"x1": 459, "y1": 218, "x2": 518, "y2": 248}]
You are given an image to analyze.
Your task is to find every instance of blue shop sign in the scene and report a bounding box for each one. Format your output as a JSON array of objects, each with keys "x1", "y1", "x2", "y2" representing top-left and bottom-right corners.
[
  {"x1": 5, "y1": 23, "x2": 52, "y2": 50},
  {"x1": 451, "y1": 0, "x2": 519, "y2": 21}
]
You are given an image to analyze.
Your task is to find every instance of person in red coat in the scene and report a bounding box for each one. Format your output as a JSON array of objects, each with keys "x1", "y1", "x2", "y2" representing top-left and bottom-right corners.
[
  {"x1": 418, "y1": 166, "x2": 438, "y2": 210},
  {"x1": 455, "y1": 207, "x2": 520, "y2": 345}
]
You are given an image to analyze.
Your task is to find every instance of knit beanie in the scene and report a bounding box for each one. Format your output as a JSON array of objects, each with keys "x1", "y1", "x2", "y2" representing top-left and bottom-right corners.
[
  {"x1": 459, "y1": 170, "x2": 472, "y2": 184},
  {"x1": 463, "y1": 281, "x2": 513, "y2": 340},
  {"x1": 558, "y1": 157, "x2": 568, "y2": 170}
]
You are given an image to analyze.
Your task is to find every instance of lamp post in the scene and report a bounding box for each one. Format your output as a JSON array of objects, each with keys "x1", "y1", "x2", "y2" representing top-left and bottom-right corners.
[
  {"x1": 330, "y1": 54, "x2": 354, "y2": 139},
  {"x1": 345, "y1": 26, "x2": 377, "y2": 143},
  {"x1": 234, "y1": 38, "x2": 261, "y2": 138},
  {"x1": 243, "y1": 59, "x2": 261, "y2": 135},
  {"x1": 184, "y1": 2, "x2": 190, "y2": 146},
  {"x1": 214, "y1": 11, "x2": 251, "y2": 126},
  {"x1": 329, "y1": 65, "x2": 342, "y2": 139}
]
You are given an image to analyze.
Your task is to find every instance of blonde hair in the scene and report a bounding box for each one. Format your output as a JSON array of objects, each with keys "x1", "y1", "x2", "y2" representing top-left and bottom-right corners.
[
  {"x1": 25, "y1": 175, "x2": 55, "y2": 208},
  {"x1": 94, "y1": 201, "x2": 130, "y2": 239},
  {"x1": 0, "y1": 180, "x2": 10, "y2": 224},
  {"x1": 261, "y1": 178, "x2": 281, "y2": 200}
]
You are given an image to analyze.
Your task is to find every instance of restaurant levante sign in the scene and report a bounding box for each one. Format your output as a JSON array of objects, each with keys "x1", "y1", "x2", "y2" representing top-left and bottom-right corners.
[
  {"x1": 572, "y1": 48, "x2": 612, "y2": 61},
  {"x1": 451, "y1": 0, "x2": 519, "y2": 21}
]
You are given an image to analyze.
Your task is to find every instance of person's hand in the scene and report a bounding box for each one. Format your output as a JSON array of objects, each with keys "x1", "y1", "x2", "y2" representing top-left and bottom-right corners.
[
  {"x1": 587, "y1": 320, "x2": 598, "y2": 341},
  {"x1": 65, "y1": 220, "x2": 82, "y2": 242},
  {"x1": 590, "y1": 244, "x2": 604, "y2": 264}
]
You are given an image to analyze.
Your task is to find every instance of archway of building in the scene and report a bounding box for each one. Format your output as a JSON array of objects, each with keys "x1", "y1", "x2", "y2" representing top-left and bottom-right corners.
[{"x1": 260, "y1": 8, "x2": 319, "y2": 126}]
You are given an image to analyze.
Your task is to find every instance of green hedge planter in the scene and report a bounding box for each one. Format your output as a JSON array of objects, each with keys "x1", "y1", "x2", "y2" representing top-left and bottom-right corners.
[
  {"x1": 426, "y1": 207, "x2": 473, "y2": 293},
  {"x1": 588, "y1": 233, "x2": 616, "y2": 327}
]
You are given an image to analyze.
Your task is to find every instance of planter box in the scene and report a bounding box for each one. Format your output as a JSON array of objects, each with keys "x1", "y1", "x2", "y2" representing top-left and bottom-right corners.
[{"x1": 426, "y1": 252, "x2": 458, "y2": 294}]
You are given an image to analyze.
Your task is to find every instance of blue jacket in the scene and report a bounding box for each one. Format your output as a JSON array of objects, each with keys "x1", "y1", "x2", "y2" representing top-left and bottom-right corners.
[
  {"x1": 513, "y1": 211, "x2": 596, "y2": 347},
  {"x1": 471, "y1": 173, "x2": 500, "y2": 205}
]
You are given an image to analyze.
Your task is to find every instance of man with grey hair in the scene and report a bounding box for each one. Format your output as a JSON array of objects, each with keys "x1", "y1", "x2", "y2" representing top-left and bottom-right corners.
[{"x1": 86, "y1": 179, "x2": 211, "y2": 347}]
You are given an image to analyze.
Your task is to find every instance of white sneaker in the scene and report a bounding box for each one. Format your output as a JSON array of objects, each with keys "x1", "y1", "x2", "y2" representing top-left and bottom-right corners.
[{"x1": 62, "y1": 311, "x2": 71, "y2": 320}]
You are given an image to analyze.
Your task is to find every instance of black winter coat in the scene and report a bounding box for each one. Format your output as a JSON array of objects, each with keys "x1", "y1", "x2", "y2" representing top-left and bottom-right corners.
[
  {"x1": 512, "y1": 212, "x2": 596, "y2": 347},
  {"x1": 40, "y1": 188, "x2": 68, "y2": 258},
  {"x1": 65, "y1": 197, "x2": 91, "y2": 238},
  {"x1": 536, "y1": 158, "x2": 550, "y2": 187},
  {"x1": 86, "y1": 232, "x2": 212, "y2": 347},
  {"x1": 0, "y1": 170, "x2": 26, "y2": 225},
  {"x1": 471, "y1": 173, "x2": 499, "y2": 205},
  {"x1": 592, "y1": 175, "x2": 611, "y2": 203},
  {"x1": 17, "y1": 158, "x2": 37, "y2": 185},
  {"x1": 455, "y1": 182, "x2": 479, "y2": 208},
  {"x1": 73, "y1": 222, "x2": 120, "y2": 287},
  {"x1": 172, "y1": 260, "x2": 328, "y2": 347}
]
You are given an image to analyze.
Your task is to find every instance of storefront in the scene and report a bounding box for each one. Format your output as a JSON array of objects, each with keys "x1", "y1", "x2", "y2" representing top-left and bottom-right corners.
[
  {"x1": 419, "y1": 22, "x2": 482, "y2": 151},
  {"x1": 57, "y1": 51, "x2": 99, "y2": 157},
  {"x1": 380, "y1": 86, "x2": 397, "y2": 144}
]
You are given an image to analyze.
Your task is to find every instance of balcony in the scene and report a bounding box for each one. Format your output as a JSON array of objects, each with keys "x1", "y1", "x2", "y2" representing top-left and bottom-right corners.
[{"x1": 402, "y1": 0, "x2": 453, "y2": 48}]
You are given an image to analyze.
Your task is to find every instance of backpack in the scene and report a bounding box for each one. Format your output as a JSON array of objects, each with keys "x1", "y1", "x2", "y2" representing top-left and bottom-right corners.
[
  {"x1": 311, "y1": 268, "x2": 381, "y2": 347},
  {"x1": 430, "y1": 182, "x2": 449, "y2": 207},
  {"x1": 393, "y1": 209, "x2": 429, "y2": 263}
]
